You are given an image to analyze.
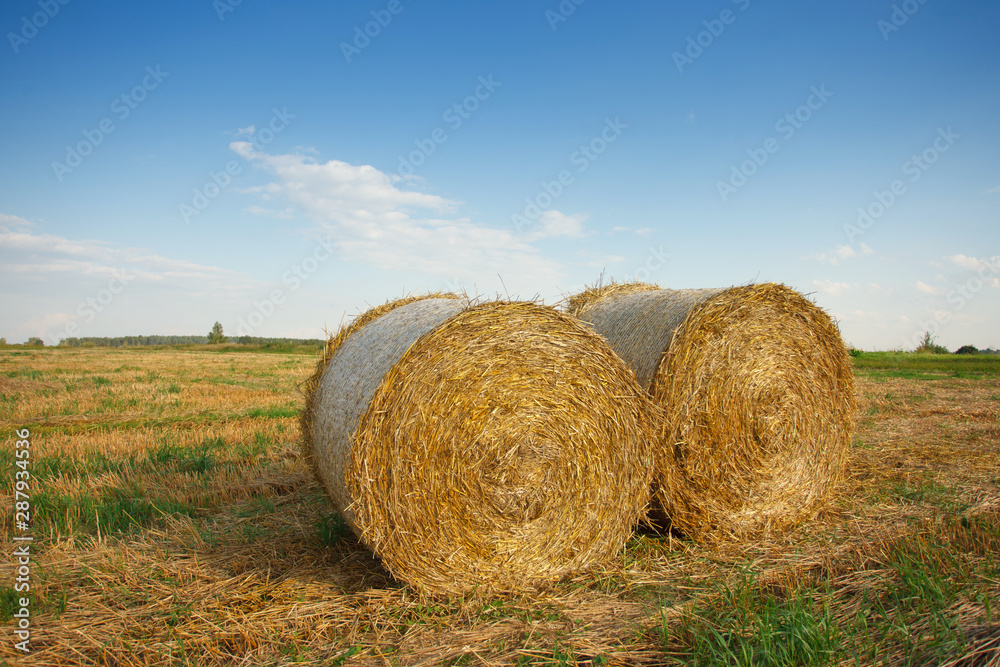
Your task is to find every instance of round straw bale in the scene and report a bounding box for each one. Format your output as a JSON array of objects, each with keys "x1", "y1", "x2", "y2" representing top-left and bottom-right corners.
[
  {"x1": 301, "y1": 296, "x2": 655, "y2": 595},
  {"x1": 567, "y1": 282, "x2": 856, "y2": 540}
]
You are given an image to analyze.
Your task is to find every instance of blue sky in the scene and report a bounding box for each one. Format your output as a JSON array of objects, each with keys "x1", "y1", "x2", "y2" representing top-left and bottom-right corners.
[{"x1": 1, "y1": 0, "x2": 997, "y2": 350}]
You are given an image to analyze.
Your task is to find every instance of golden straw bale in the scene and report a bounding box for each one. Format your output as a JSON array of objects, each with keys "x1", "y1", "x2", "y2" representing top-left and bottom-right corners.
[
  {"x1": 301, "y1": 296, "x2": 655, "y2": 595},
  {"x1": 568, "y1": 282, "x2": 856, "y2": 540}
]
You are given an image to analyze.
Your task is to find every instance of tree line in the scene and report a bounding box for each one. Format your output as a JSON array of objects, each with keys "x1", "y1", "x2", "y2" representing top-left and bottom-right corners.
[{"x1": 54, "y1": 335, "x2": 323, "y2": 348}]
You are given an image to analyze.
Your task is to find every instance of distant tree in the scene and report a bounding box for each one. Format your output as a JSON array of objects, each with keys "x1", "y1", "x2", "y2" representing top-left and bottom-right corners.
[
  {"x1": 955, "y1": 345, "x2": 979, "y2": 355},
  {"x1": 208, "y1": 322, "x2": 228, "y2": 344},
  {"x1": 915, "y1": 331, "x2": 949, "y2": 354},
  {"x1": 0, "y1": 337, "x2": 6, "y2": 346},
  {"x1": 27, "y1": 337, "x2": 44, "y2": 347}
]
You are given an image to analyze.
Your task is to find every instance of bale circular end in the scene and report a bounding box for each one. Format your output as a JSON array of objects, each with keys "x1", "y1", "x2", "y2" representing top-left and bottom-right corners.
[
  {"x1": 304, "y1": 299, "x2": 655, "y2": 595},
  {"x1": 656, "y1": 284, "x2": 855, "y2": 539},
  {"x1": 571, "y1": 282, "x2": 856, "y2": 540}
]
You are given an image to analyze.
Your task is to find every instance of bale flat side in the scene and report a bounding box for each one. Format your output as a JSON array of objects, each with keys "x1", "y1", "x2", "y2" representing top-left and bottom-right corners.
[
  {"x1": 564, "y1": 280, "x2": 660, "y2": 319},
  {"x1": 301, "y1": 296, "x2": 464, "y2": 531},
  {"x1": 572, "y1": 288, "x2": 724, "y2": 391}
]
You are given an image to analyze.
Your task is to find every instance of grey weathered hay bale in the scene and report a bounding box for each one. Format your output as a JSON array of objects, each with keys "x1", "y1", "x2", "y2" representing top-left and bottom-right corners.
[
  {"x1": 301, "y1": 296, "x2": 655, "y2": 595},
  {"x1": 567, "y1": 282, "x2": 856, "y2": 540}
]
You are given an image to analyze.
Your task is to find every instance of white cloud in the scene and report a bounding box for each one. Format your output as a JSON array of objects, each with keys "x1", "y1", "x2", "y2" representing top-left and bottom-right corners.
[
  {"x1": 0, "y1": 217, "x2": 269, "y2": 343},
  {"x1": 915, "y1": 280, "x2": 945, "y2": 296},
  {"x1": 985, "y1": 184, "x2": 1000, "y2": 194},
  {"x1": 809, "y1": 242, "x2": 874, "y2": 265},
  {"x1": 947, "y1": 254, "x2": 1000, "y2": 272},
  {"x1": 231, "y1": 141, "x2": 452, "y2": 213},
  {"x1": 524, "y1": 210, "x2": 586, "y2": 242},
  {"x1": 0, "y1": 227, "x2": 247, "y2": 287},
  {"x1": 0, "y1": 214, "x2": 34, "y2": 231},
  {"x1": 244, "y1": 204, "x2": 295, "y2": 219},
  {"x1": 609, "y1": 225, "x2": 654, "y2": 236},
  {"x1": 19, "y1": 312, "x2": 75, "y2": 338},
  {"x1": 813, "y1": 279, "x2": 857, "y2": 296},
  {"x1": 231, "y1": 144, "x2": 568, "y2": 283}
]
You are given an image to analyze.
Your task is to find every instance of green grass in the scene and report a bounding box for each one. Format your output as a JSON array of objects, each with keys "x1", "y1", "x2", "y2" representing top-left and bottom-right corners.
[
  {"x1": 0, "y1": 587, "x2": 28, "y2": 623},
  {"x1": 669, "y1": 573, "x2": 839, "y2": 667},
  {"x1": 246, "y1": 405, "x2": 300, "y2": 419},
  {"x1": 662, "y1": 512, "x2": 1000, "y2": 665},
  {"x1": 32, "y1": 485, "x2": 196, "y2": 538},
  {"x1": 882, "y1": 477, "x2": 966, "y2": 512},
  {"x1": 33, "y1": 451, "x2": 136, "y2": 479},
  {"x1": 147, "y1": 437, "x2": 224, "y2": 473},
  {"x1": 234, "y1": 431, "x2": 273, "y2": 460},
  {"x1": 852, "y1": 351, "x2": 1000, "y2": 378}
]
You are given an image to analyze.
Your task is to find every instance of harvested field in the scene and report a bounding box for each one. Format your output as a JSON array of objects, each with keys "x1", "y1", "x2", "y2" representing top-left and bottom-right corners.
[{"x1": 0, "y1": 346, "x2": 998, "y2": 666}]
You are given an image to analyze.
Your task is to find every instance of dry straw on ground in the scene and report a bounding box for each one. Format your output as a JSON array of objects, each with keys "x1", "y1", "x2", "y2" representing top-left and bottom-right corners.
[
  {"x1": 301, "y1": 295, "x2": 656, "y2": 596},
  {"x1": 567, "y1": 281, "x2": 856, "y2": 541}
]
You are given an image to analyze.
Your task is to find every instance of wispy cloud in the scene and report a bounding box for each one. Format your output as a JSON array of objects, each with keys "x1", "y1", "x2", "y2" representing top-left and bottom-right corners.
[
  {"x1": 610, "y1": 225, "x2": 655, "y2": 236},
  {"x1": 947, "y1": 253, "x2": 1000, "y2": 273},
  {"x1": 0, "y1": 217, "x2": 261, "y2": 341},
  {"x1": 0, "y1": 214, "x2": 34, "y2": 231},
  {"x1": 523, "y1": 210, "x2": 586, "y2": 242},
  {"x1": 0, "y1": 226, "x2": 248, "y2": 287},
  {"x1": 915, "y1": 280, "x2": 945, "y2": 296},
  {"x1": 244, "y1": 204, "x2": 295, "y2": 219},
  {"x1": 232, "y1": 144, "x2": 574, "y2": 284},
  {"x1": 813, "y1": 279, "x2": 857, "y2": 296},
  {"x1": 808, "y1": 243, "x2": 874, "y2": 266}
]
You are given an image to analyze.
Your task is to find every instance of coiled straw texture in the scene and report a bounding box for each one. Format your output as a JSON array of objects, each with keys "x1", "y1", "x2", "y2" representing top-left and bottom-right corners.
[
  {"x1": 567, "y1": 282, "x2": 856, "y2": 540},
  {"x1": 302, "y1": 296, "x2": 655, "y2": 595}
]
